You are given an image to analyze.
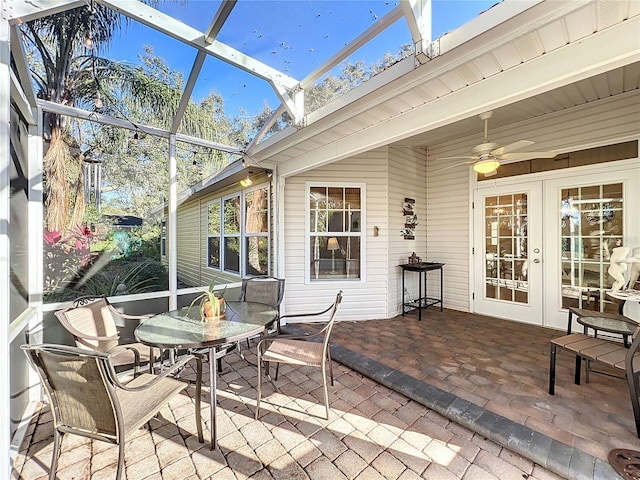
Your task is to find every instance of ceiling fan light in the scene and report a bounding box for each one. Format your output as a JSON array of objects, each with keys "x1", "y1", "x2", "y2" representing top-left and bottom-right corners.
[{"x1": 473, "y1": 159, "x2": 500, "y2": 174}]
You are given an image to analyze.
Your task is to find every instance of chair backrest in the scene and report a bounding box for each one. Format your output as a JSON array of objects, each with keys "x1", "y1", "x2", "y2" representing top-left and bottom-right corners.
[
  {"x1": 240, "y1": 276, "x2": 285, "y2": 311},
  {"x1": 55, "y1": 296, "x2": 120, "y2": 352},
  {"x1": 22, "y1": 344, "x2": 119, "y2": 439}
]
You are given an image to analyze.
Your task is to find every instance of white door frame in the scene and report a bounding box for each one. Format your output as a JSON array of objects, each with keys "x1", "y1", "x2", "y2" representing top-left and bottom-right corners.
[
  {"x1": 543, "y1": 160, "x2": 640, "y2": 329},
  {"x1": 470, "y1": 158, "x2": 640, "y2": 327},
  {"x1": 473, "y1": 182, "x2": 543, "y2": 324}
]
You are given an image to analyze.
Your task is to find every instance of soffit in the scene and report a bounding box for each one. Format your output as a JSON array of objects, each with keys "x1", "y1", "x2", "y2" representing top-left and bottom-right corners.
[{"x1": 251, "y1": 0, "x2": 640, "y2": 171}]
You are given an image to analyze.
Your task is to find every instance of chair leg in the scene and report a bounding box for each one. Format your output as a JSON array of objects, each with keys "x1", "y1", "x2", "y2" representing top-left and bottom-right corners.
[
  {"x1": 49, "y1": 430, "x2": 63, "y2": 480},
  {"x1": 148, "y1": 347, "x2": 155, "y2": 374},
  {"x1": 321, "y1": 361, "x2": 330, "y2": 420},
  {"x1": 255, "y1": 350, "x2": 263, "y2": 419},
  {"x1": 328, "y1": 347, "x2": 334, "y2": 386},
  {"x1": 549, "y1": 343, "x2": 557, "y2": 395},
  {"x1": 627, "y1": 371, "x2": 640, "y2": 438},
  {"x1": 116, "y1": 440, "x2": 125, "y2": 480},
  {"x1": 574, "y1": 354, "x2": 582, "y2": 385}
]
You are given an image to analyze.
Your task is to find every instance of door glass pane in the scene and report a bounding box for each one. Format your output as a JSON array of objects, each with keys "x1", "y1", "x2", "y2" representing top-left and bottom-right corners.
[
  {"x1": 483, "y1": 193, "x2": 528, "y2": 304},
  {"x1": 560, "y1": 182, "x2": 624, "y2": 313}
]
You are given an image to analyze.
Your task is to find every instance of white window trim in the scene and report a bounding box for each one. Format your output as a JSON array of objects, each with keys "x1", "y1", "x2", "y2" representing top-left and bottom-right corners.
[
  {"x1": 206, "y1": 199, "x2": 222, "y2": 271},
  {"x1": 243, "y1": 183, "x2": 271, "y2": 277},
  {"x1": 221, "y1": 192, "x2": 241, "y2": 275},
  {"x1": 304, "y1": 181, "x2": 366, "y2": 285},
  {"x1": 206, "y1": 182, "x2": 271, "y2": 277}
]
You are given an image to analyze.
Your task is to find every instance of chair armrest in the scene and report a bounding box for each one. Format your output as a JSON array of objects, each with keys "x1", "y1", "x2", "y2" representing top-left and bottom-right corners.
[
  {"x1": 256, "y1": 333, "x2": 325, "y2": 354},
  {"x1": 108, "y1": 353, "x2": 199, "y2": 391},
  {"x1": 106, "y1": 303, "x2": 152, "y2": 321},
  {"x1": 279, "y1": 303, "x2": 333, "y2": 323}
]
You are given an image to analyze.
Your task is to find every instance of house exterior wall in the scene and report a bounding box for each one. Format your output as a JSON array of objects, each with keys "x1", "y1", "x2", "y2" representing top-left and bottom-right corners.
[
  {"x1": 426, "y1": 91, "x2": 640, "y2": 315},
  {"x1": 169, "y1": 173, "x2": 272, "y2": 289},
  {"x1": 282, "y1": 146, "x2": 427, "y2": 321},
  {"x1": 388, "y1": 146, "x2": 427, "y2": 317},
  {"x1": 283, "y1": 149, "x2": 389, "y2": 320}
]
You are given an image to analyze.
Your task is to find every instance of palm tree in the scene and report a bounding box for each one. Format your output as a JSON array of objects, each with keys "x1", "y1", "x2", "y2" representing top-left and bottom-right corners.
[
  {"x1": 22, "y1": 4, "x2": 226, "y2": 233},
  {"x1": 22, "y1": 4, "x2": 126, "y2": 232}
]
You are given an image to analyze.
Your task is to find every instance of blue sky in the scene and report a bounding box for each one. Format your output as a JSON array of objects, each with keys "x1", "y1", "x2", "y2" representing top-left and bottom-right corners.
[{"x1": 107, "y1": 1, "x2": 499, "y2": 119}]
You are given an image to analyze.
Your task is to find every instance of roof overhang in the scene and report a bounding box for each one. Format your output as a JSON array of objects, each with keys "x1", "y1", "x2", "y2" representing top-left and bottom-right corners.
[{"x1": 249, "y1": 0, "x2": 640, "y2": 177}]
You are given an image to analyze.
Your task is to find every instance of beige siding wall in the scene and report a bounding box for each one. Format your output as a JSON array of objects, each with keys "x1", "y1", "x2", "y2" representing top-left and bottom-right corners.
[
  {"x1": 426, "y1": 91, "x2": 640, "y2": 313},
  {"x1": 283, "y1": 149, "x2": 390, "y2": 321},
  {"x1": 177, "y1": 198, "x2": 203, "y2": 287},
  {"x1": 172, "y1": 173, "x2": 272, "y2": 288},
  {"x1": 388, "y1": 146, "x2": 427, "y2": 316}
]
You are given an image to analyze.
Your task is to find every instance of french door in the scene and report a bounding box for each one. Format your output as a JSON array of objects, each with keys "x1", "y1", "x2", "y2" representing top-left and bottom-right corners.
[
  {"x1": 473, "y1": 183, "x2": 543, "y2": 324},
  {"x1": 473, "y1": 162, "x2": 640, "y2": 328}
]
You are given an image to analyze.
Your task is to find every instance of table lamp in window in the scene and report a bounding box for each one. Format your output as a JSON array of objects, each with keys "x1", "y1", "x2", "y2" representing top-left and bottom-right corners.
[{"x1": 327, "y1": 237, "x2": 340, "y2": 274}]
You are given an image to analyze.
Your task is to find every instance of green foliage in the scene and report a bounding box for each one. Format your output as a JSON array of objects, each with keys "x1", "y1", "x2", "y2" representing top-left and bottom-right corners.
[{"x1": 80, "y1": 258, "x2": 167, "y2": 296}]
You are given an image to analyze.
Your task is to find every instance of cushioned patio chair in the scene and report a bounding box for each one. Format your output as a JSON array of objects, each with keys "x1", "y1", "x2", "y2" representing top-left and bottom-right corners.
[
  {"x1": 255, "y1": 291, "x2": 343, "y2": 420},
  {"x1": 22, "y1": 343, "x2": 203, "y2": 480},
  {"x1": 55, "y1": 295, "x2": 158, "y2": 375}
]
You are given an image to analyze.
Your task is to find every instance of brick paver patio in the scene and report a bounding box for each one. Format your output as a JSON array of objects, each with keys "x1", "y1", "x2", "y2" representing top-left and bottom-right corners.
[{"x1": 13, "y1": 338, "x2": 564, "y2": 480}]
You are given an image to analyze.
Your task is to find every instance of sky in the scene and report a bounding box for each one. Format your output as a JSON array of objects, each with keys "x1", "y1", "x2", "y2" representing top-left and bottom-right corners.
[{"x1": 105, "y1": 0, "x2": 500, "y2": 119}]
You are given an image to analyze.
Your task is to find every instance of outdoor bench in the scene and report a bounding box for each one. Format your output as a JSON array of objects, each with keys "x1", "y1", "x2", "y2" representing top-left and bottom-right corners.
[{"x1": 548, "y1": 326, "x2": 640, "y2": 438}]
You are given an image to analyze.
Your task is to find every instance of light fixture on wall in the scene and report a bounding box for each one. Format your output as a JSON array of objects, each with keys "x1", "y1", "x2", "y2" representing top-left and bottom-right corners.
[
  {"x1": 473, "y1": 158, "x2": 500, "y2": 175},
  {"x1": 240, "y1": 173, "x2": 253, "y2": 187},
  {"x1": 327, "y1": 237, "x2": 340, "y2": 274}
]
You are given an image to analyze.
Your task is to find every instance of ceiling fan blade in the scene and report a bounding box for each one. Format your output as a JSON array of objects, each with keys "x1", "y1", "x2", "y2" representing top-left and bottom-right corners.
[
  {"x1": 436, "y1": 156, "x2": 475, "y2": 161},
  {"x1": 431, "y1": 159, "x2": 475, "y2": 173},
  {"x1": 491, "y1": 140, "x2": 534, "y2": 156},
  {"x1": 499, "y1": 151, "x2": 558, "y2": 161}
]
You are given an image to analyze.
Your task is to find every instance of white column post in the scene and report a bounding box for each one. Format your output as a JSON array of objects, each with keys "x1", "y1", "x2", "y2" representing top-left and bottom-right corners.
[{"x1": 168, "y1": 135, "x2": 178, "y2": 310}]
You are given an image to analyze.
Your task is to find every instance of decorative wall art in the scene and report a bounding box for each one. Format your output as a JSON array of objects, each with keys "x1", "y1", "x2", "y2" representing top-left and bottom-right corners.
[{"x1": 401, "y1": 197, "x2": 418, "y2": 240}]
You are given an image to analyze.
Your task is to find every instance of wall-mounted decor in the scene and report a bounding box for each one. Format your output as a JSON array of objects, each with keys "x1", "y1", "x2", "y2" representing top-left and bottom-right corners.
[{"x1": 401, "y1": 197, "x2": 417, "y2": 240}]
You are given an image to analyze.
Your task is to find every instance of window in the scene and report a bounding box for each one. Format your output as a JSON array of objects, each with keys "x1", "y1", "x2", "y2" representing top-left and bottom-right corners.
[
  {"x1": 206, "y1": 185, "x2": 271, "y2": 276},
  {"x1": 560, "y1": 183, "x2": 624, "y2": 310},
  {"x1": 308, "y1": 184, "x2": 363, "y2": 281},
  {"x1": 223, "y1": 195, "x2": 241, "y2": 274},
  {"x1": 245, "y1": 186, "x2": 270, "y2": 275},
  {"x1": 207, "y1": 201, "x2": 221, "y2": 268}
]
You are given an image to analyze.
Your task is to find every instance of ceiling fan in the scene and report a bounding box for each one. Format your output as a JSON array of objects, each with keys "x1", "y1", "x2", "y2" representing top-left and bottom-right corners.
[{"x1": 435, "y1": 111, "x2": 557, "y2": 176}]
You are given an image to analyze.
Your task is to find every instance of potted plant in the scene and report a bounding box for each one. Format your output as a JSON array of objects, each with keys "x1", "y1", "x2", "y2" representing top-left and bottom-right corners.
[{"x1": 188, "y1": 279, "x2": 227, "y2": 321}]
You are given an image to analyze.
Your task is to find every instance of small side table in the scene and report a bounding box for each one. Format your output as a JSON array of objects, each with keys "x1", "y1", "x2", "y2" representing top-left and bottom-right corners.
[{"x1": 400, "y1": 262, "x2": 444, "y2": 321}]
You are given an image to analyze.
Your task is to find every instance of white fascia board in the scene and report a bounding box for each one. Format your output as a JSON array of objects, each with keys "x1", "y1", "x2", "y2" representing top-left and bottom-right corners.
[
  {"x1": 436, "y1": 0, "x2": 544, "y2": 55},
  {"x1": 2, "y1": 0, "x2": 84, "y2": 23},
  {"x1": 276, "y1": 15, "x2": 640, "y2": 177},
  {"x1": 100, "y1": 0, "x2": 298, "y2": 90},
  {"x1": 37, "y1": 99, "x2": 244, "y2": 154},
  {"x1": 401, "y1": 0, "x2": 431, "y2": 44},
  {"x1": 10, "y1": 25, "x2": 37, "y2": 106}
]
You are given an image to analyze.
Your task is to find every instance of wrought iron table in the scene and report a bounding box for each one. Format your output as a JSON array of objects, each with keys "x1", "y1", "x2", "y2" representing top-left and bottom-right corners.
[{"x1": 135, "y1": 301, "x2": 277, "y2": 449}]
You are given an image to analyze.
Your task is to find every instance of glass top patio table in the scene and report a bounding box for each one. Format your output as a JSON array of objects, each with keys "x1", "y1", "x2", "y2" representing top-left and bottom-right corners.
[
  {"x1": 135, "y1": 301, "x2": 277, "y2": 449},
  {"x1": 135, "y1": 301, "x2": 277, "y2": 349}
]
